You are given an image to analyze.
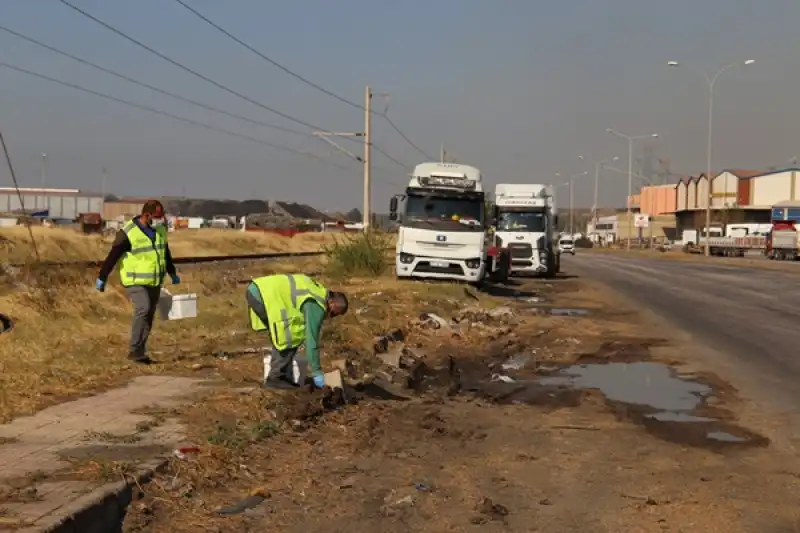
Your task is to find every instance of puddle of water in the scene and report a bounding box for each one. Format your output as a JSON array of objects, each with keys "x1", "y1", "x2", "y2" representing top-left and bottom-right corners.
[
  {"x1": 548, "y1": 308, "x2": 590, "y2": 317},
  {"x1": 647, "y1": 412, "x2": 714, "y2": 423},
  {"x1": 466, "y1": 360, "x2": 768, "y2": 450},
  {"x1": 539, "y1": 362, "x2": 710, "y2": 411},
  {"x1": 707, "y1": 431, "x2": 747, "y2": 443}
]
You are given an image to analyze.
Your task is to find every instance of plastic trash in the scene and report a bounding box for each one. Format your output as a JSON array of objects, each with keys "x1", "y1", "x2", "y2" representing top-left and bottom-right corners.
[
  {"x1": 491, "y1": 374, "x2": 515, "y2": 383},
  {"x1": 501, "y1": 354, "x2": 530, "y2": 371}
]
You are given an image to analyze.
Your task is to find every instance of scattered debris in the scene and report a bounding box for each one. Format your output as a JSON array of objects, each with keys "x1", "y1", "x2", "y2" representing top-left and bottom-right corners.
[
  {"x1": 172, "y1": 446, "x2": 200, "y2": 460},
  {"x1": 415, "y1": 312, "x2": 451, "y2": 330},
  {"x1": 500, "y1": 353, "x2": 531, "y2": 371},
  {"x1": 414, "y1": 482, "x2": 433, "y2": 492},
  {"x1": 472, "y1": 497, "x2": 509, "y2": 523},
  {"x1": 491, "y1": 374, "x2": 515, "y2": 383},
  {"x1": 215, "y1": 489, "x2": 269, "y2": 516},
  {"x1": 373, "y1": 329, "x2": 405, "y2": 353},
  {"x1": 211, "y1": 346, "x2": 268, "y2": 360}
]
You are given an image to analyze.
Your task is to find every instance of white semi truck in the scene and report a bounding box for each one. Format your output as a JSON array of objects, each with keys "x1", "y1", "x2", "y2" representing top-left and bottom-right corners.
[
  {"x1": 389, "y1": 162, "x2": 509, "y2": 285},
  {"x1": 493, "y1": 183, "x2": 559, "y2": 277}
]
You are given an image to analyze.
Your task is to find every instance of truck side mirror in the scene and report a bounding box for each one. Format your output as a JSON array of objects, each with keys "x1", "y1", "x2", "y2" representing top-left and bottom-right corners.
[
  {"x1": 389, "y1": 196, "x2": 398, "y2": 213},
  {"x1": 554, "y1": 215, "x2": 559, "y2": 227}
]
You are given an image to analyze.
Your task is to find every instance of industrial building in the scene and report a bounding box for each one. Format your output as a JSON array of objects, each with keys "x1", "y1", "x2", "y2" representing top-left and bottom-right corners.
[
  {"x1": 0, "y1": 187, "x2": 103, "y2": 220},
  {"x1": 587, "y1": 213, "x2": 677, "y2": 244},
  {"x1": 619, "y1": 168, "x2": 800, "y2": 237}
]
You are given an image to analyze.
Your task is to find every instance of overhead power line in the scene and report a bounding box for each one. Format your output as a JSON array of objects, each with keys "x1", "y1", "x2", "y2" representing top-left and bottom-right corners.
[
  {"x1": 0, "y1": 62, "x2": 408, "y2": 187},
  {"x1": 0, "y1": 24, "x2": 309, "y2": 139},
  {"x1": 0, "y1": 61, "x2": 352, "y2": 170},
  {"x1": 382, "y1": 114, "x2": 435, "y2": 160},
  {"x1": 57, "y1": 0, "x2": 325, "y2": 132},
  {"x1": 171, "y1": 0, "x2": 363, "y2": 112},
  {"x1": 0, "y1": 23, "x2": 410, "y2": 175},
  {"x1": 170, "y1": 0, "x2": 434, "y2": 161}
]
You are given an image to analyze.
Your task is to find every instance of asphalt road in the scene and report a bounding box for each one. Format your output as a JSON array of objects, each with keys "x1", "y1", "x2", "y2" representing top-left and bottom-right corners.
[{"x1": 564, "y1": 252, "x2": 800, "y2": 420}]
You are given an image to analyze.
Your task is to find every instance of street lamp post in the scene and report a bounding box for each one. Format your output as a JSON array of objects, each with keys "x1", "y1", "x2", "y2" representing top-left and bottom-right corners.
[
  {"x1": 552, "y1": 180, "x2": 569, "y2": 233},
  {"x1": 605, "y1": 129, "x2": 658, "y2": 250},
  {"x1": 667, "y1": 59, "x2": 754, "y2": 256},
  {"x1": 593, "y1": 156, "x2": 619, "y2": 229},
  {"x1": 556, "y1": 171, "x2": 589, "y2": 235}
]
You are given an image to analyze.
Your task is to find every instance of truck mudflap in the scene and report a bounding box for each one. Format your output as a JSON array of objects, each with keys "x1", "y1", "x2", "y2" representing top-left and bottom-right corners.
[{"x1": 487, "y1": 247, "x2": 510, "y2": 283}]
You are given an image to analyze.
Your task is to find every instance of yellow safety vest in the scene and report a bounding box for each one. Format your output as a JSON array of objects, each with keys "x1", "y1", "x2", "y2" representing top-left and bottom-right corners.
[
  {"x1": 119, "y1": 219, "x2": 168, "y2": 287},
  {"x1": 249, "y1": 274, "x2": 328, "y2": 350}
]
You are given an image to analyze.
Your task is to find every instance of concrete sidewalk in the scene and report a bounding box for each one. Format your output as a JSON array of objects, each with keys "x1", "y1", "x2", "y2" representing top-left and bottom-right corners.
[{"x1": 0, "y1": 375, "x2": 204, "y2": 531}]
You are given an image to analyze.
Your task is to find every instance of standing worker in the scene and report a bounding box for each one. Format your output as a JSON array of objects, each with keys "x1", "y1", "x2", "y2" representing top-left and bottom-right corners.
[
  {"x1": 95, "y1": 200, "x2": 180, "y2": 364},
  {"x1": 246, "y1": 273, "x2": 348, "y2": 390}
]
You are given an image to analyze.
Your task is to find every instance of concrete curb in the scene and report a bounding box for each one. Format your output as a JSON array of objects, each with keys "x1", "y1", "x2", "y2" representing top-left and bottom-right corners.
[{"x1": 16, "y1": 458, "x2": 168, "y2": 533}]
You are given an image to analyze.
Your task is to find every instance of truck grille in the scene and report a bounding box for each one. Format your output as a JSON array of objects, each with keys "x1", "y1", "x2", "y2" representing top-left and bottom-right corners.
[
  {"x1": 507, "y1": 243, "x2": 533, "y2": 259},
  {"x1": 414, "y1": 261, "x2": 465, "y2": 275}
]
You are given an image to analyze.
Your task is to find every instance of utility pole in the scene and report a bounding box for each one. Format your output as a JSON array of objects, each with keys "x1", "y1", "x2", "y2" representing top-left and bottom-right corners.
[
  {"x1": 101, "y1": 167, "x2": 108, "y2": 198},
  {"x1": 313, "y1": 85, "x2": 373, "y2": 231},
  {"x1": 40, "y1": 153, "x2": 47, "y2": 188},
  {"x1": 363, "y1": 86, "x2": 372, "y2": 230},
  {"x1": 440, "y1": 144, "x2": 446, "y2": 163}
]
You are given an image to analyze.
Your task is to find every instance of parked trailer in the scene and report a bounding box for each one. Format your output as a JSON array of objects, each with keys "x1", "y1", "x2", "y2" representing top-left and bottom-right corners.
[
  {"x1": 766, "y1": 221, "x2": 799, "y2": 260},
  {"x1": 697, "y1": 235, "x2": 767, "y2": 257}
]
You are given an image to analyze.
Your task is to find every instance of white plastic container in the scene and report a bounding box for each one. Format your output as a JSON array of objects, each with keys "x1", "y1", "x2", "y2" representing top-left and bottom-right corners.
[{"x1": 158, "y1": 288, "x2": 198, "y2": 320}]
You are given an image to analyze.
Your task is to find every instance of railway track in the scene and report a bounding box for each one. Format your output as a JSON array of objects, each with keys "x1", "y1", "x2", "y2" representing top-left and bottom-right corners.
[{"x1": 7, "y1": 250, "x2": 325, "y2": 269}]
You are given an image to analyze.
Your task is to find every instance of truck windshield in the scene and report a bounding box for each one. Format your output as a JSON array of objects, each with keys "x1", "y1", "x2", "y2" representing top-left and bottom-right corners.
[
  {"x1": 404, "y1": 194, "x2": 484, "y2": 230},
  {"x1": 497, "y1": 212, "x2": 546, "y2": 232}
]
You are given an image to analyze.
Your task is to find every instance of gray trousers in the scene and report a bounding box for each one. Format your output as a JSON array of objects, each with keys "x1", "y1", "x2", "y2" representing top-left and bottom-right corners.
[
  {"x1": 246, "y1": 288, "x2": 299, "y2": 381},
  {"x1": 125, "y1": 285, "x2": 161, "y2": 356}
]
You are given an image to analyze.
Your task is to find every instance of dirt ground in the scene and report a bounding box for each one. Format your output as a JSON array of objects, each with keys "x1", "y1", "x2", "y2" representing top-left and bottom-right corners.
[{"x1": 117, "y1": 274, "x2": 800, "y2": 533}]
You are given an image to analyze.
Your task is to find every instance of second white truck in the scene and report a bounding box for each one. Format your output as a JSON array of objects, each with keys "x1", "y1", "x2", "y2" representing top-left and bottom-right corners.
[{"x1": 493, "y1": 183, "x2": 559, "y2": 277}]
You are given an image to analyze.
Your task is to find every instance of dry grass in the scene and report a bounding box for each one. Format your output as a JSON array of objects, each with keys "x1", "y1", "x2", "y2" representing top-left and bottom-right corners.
[
  {"x1": 0, "y1": 251, "x2": 480, "y2": 423},
  {"x1": 0, "y1": 227, "x2": 346, "y2": 263}
]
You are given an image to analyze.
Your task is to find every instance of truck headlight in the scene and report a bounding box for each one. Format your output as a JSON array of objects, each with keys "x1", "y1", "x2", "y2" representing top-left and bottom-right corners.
[
  {"x1": 399, "y1": 252, "x2": 415, "y2": 264},
  {"x1": 465, "y1": 258, "x2": 482, "y2": 269}
]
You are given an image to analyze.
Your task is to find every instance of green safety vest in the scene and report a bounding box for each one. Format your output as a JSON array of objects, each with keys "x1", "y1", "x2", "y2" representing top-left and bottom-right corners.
[
  {"x1": 249, "y1": 274, "x2": 328, "y2": 350},
  {"x1": 119, "y1": 219, "x2": 168, "y2": 287}
]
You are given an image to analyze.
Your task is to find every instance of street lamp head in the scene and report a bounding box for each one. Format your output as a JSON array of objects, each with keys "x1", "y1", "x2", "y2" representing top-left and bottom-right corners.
[
  {"x1": 650, "y1": 133, "x2": 659, "y2": 138},
  {"x1": 605, "y1": 128, "x2": 613, "y2": 133},
  {"x1": 667, "y1": 61, "x2": 679, "y2": 67},
  {"x1": 744, "y1": 59, "x2": 755, "y2": 65},
  {"x1": 577, "y1": 155, "x2": 584, "y2": 160},
  {"x1": 612, "y1": 156, "x2": 620, "y2": 161}
]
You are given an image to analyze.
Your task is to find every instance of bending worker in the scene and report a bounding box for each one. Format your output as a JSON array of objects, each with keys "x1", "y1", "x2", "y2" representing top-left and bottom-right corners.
[
  {"x1": 95, "y1": 200, "x2": 180, "y2": 364},
  {"x1": 246, "y1": 273, "x2": 348, "y2": 390}
]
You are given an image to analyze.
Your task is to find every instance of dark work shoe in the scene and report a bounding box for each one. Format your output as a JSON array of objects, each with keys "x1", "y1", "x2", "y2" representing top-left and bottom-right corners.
[
  {"x1": 128, "y1": 352, "x2": 153, "y2": 365},
  {"x1": 262, "y1": 376, "x2": 299, "y2": 390}
]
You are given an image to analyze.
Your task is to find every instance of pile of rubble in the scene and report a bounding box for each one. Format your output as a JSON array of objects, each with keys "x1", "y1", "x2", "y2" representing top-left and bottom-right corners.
[{"x1": 329, "y1": 304, "x2": 524, "y2": 397}]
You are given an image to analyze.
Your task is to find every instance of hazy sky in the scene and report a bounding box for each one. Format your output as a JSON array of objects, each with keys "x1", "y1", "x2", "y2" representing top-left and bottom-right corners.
[{"x1": 1, "y1": 0, "x2": 799, "y2": 211}]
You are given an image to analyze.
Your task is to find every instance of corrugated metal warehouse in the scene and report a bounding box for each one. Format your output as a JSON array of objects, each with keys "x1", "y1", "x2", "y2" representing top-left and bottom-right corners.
[
  {"x1": 103, "y1": 200, "x2": 146, "y2": 220},
  {"x1": 0, "y1": 187, "x2": 103, "y2": 219}
]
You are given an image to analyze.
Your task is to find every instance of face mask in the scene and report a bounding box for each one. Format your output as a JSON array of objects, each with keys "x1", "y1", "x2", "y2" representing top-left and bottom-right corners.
[{"x1": 150, "y1": 218, "x2": 165, "y2": 228}]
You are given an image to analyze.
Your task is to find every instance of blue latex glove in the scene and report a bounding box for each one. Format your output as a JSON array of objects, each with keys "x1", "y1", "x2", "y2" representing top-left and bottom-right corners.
[
  {"x1": 170, "y1": 274, "x2": 180, "y2": 284},
  {"x1": 312, "y1": 374, "x2": 325, "y2": 388},
  {"x1": 95, "y1": 279, "x2": 105, "y2": 292}
]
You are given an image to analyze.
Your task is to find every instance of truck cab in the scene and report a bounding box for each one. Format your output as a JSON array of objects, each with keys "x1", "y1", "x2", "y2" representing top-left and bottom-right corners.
[
  {"x1": 390, "y1": 162, "x2": 494, "y2": 283},
  {"x1": 493, "y1": 183, "x2": 559, "y2": 277}
]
